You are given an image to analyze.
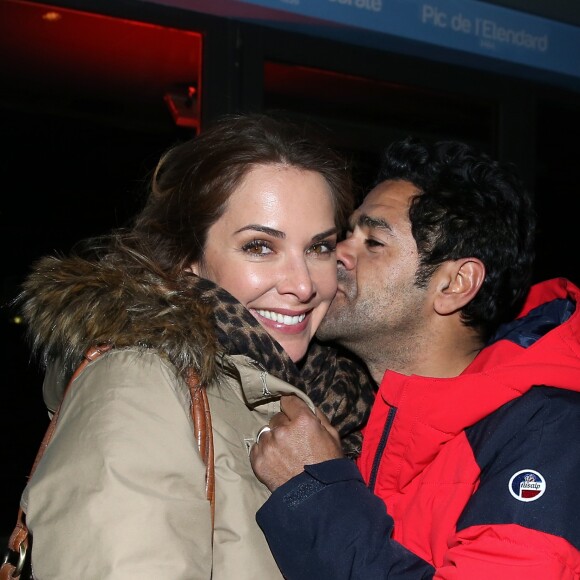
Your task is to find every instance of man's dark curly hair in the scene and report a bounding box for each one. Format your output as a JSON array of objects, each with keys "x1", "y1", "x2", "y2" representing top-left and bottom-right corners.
[{"x1": 375, "y1": 137, "x2": 536, "y2": 342}]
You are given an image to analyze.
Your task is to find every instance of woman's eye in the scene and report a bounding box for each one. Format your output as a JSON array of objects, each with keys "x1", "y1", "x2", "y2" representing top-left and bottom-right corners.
[
  {"x1": 241, "y1": 240, "x2": 273, "y2": 255},
  {"x1": 308, "y1": 240, "x2": 337, "y2": 255}
]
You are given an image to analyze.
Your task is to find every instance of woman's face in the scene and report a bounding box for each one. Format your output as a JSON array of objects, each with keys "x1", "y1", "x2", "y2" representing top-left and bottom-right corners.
[{"x1": 191, "y1": 163, "x2": 338, "y2": 362}]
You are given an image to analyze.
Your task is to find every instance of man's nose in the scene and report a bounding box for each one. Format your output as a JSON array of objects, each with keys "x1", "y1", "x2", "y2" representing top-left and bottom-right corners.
[{"x1": 336, "y1": 238, "x2": 356, "y2": 270}]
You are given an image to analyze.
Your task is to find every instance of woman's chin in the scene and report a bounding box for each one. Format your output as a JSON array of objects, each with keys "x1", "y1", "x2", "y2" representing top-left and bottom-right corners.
[
  {"x1": 276, "y1": 338, "x2": 310, "y2": 363},
  {"x1": 260, "y1": 327, "x2": 310, "y2": 362}
]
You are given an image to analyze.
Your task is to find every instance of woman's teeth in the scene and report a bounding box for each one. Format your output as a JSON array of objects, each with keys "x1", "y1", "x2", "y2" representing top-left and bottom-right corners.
[{"x1": 257, "y1": 310, "x2": 306, "y2": 326}]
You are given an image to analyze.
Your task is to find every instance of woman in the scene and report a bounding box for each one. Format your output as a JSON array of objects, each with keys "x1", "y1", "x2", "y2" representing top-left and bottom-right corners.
[{"x1": 17, "y1": 113, "x2": 376, "y2": 579}]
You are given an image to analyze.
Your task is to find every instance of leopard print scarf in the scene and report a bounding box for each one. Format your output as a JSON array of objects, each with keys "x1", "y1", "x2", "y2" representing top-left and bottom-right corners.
[{"x1": 195, "y1": 277, "x2": 376, "y2": 457}]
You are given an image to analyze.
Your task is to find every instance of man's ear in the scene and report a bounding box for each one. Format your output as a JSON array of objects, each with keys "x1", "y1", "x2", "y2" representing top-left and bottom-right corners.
[{"x1": 433, "y1": 258, "x2": 485, "y2": 315}]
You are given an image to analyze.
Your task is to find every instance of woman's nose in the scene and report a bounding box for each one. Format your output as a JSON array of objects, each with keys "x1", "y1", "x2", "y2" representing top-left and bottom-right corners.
[{"x1": 278, "y1": 257, "x2": 315, "y2": 302}]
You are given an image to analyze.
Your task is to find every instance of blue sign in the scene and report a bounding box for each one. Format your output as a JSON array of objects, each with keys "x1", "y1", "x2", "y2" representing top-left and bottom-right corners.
[{"x1": 142, "y1": 0, "x2": 580, "y2": 91}]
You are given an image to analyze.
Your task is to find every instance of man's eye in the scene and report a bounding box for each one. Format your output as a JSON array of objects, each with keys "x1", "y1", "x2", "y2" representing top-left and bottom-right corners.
[
  {"x1": 365, "y1": 238, "x2": 384, "y2": 248},
  {"x1": 242, "y1": 240, "x2": 273, "y2": 255}
]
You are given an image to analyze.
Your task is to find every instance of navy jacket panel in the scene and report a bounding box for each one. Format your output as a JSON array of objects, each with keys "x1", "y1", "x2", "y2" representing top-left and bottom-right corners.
[
  {"x1": 461, "y1": 386, "x2": 580, "y2": 549},
  {"x1": 256, "y1": 459, "x2": 435, "y2": 580}
]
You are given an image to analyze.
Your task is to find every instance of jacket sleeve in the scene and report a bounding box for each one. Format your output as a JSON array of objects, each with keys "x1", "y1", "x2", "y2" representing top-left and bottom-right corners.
[
  {"x1": 256, "y1": 459, "x2": 435, "y2": 580},
  {"x1": 24, "y1": 349, "x2": 213, "y2": 580}
]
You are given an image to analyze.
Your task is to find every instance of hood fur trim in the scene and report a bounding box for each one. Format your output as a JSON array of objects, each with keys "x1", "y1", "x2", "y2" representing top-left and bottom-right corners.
[{"x1": 19, "y1": 255, "x2": 219, "y2": 384}]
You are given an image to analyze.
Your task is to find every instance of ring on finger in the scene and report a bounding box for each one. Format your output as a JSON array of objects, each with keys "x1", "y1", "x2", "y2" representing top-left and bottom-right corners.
[{"x1": 256, "y1": 425, "x2": 271, "y2": 444}]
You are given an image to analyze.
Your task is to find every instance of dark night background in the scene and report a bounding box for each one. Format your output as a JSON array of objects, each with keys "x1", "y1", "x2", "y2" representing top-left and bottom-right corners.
[{"x1": 1, "y1": 0, "x2": 580, "y2": 543}]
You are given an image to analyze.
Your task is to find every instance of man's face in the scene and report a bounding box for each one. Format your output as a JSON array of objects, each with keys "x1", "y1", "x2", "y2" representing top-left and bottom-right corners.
[{"x1": 317, "y1": 179, "x2": 429, "y2": 365}]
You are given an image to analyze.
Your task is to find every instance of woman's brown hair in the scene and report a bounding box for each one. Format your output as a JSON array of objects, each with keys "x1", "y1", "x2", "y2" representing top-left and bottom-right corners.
[{"x1": 130, "y1": 112, "x2": 353, "y2": 277}]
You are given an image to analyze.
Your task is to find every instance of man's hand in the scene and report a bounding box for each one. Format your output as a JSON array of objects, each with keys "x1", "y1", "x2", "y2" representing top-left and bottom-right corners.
[{"x1": 250, "y1": 395, "x2": 344, "y2": 492}]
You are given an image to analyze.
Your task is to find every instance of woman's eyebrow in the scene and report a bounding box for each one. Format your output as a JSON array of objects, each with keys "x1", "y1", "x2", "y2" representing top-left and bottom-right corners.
[
  {"x1": 234, "y1": 225, "x2": 285, "y2": 238},
  {"x1": 312, "y1": 227, "x2": 338, "y2": 242},
  {"x1": 234, "y1": 225, "x2": 338, "y2": 241}
]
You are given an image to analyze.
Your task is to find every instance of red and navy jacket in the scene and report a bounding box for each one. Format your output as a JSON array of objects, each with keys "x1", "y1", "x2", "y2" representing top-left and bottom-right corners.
[{"x1": 257, "y1": 278, "x2": 580, "y2": 579}]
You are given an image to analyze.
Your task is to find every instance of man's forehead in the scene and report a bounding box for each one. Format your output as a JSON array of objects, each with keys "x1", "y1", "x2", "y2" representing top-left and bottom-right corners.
[{"x1": 352, "y1": 180, "x2": 417, "y2": 224}]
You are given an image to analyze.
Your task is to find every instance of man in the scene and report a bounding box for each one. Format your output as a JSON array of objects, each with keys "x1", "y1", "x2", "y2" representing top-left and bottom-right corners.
[{"x1": 250, "y1": 137, "x2": 580, "y2": 578}]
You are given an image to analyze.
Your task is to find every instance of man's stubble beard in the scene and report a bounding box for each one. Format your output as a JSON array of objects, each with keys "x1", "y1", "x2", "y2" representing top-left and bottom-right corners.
[
  {"x1": 316, "y1": 271, "x2": 375, "y2": 351},
  {"x1": 316, "y1": 295, "x2": 351, "y2": 343}
]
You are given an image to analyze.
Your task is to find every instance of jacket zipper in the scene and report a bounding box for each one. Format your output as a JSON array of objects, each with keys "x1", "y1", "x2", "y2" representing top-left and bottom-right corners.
[{"x1": 368, "y1": 405, "x2": 397, "y2": 493}]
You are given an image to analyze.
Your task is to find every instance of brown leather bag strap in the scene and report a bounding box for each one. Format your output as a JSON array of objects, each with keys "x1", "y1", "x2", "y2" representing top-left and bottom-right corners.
[
  {"x1": 187, "y1": 370, "x2": 215, "y2": 530},
  {"x1": 29, "y1": 346, "x2": 112, "y2": 476},
  {"x1": 1, "y1": 347, "x2": 215, "y2": 579}
]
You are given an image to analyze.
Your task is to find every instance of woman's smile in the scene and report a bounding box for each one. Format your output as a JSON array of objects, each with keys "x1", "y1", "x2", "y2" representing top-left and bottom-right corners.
[{"x1": 252, "y1": 308, "x2": 311, "y2": 333}]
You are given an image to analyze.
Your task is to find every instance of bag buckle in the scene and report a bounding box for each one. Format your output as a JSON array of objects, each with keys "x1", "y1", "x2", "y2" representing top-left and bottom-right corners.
[{"x1": 2, "y1": 541, "x2": 27, "y2": 578}]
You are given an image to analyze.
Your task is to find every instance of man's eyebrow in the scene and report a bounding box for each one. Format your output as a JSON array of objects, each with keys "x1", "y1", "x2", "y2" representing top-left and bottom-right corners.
[
  {"x1": 356, "y1": 214, "x2": 392, "y2": 231},
  {"x1": 234, "y1": 225, "x2": 285, "y2": 238}
]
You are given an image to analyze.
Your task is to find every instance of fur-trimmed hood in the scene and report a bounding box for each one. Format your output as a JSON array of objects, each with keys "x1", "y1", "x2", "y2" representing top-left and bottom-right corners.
[{"x1": 19, "y1": 254, "x2": 219, "y2": 386}]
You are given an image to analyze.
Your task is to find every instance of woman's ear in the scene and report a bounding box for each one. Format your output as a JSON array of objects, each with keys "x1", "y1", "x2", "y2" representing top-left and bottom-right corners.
[
  {"x1": 185, "y1": 263, "x2": 200, "y2": 276},
  {"x1": 433, "y1": 258, "x2": 485, "y2": 315}
]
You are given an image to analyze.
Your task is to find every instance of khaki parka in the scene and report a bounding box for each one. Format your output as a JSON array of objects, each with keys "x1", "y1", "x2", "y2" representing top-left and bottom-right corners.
[
  {"x1": 23, "y1": 348, "x2": 313, "y2": 579},
  {"x1": 17, "y1": 254, "x2": 324, "y2": 579}
]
